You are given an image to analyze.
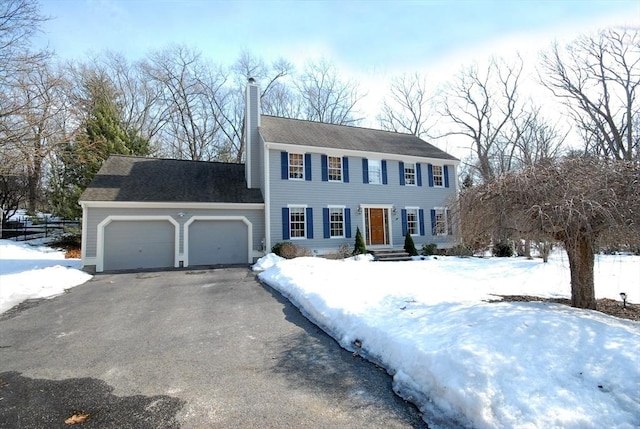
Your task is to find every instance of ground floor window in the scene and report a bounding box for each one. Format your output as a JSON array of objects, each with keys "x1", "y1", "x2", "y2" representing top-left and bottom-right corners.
[
  {"x1": 329, "y1": 208, "x2": 344, "y2": 238},
  {"x1": 406, "y1": 208, "x2": 418, "y2": 235},
  {"x1": 289, "y1": 207, "x2": 306, "y2": 238},
  {"x1": 431, "y1": 208, "x2": 449, "y2": 236}
]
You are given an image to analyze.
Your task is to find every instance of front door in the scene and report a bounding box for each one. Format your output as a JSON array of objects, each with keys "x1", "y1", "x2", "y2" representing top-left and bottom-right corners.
[{"x1": 365, "y1": 208, "x2": 389, "y2": 246}]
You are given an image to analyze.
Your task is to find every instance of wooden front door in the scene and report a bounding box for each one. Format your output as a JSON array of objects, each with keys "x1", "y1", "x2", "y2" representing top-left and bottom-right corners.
[{"x1": 366, "y1": 208, "x2": 388, "y2": 245}]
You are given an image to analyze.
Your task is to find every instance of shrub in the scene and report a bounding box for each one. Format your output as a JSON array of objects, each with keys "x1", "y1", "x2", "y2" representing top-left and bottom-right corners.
[
  {"x1": 447, "y1": 243, "x2": 474, "y2": 257},
  {"x1": 404, "y1": 232, "x2": 418, "y2": 256},
  {"x1": 337, "y1": 243, "x2": 352, "y2": 259},
  {"x1": 492, "y1": 241, "x2": 513, "y2": 257},
  {"x1": 353, "y1": 227, "x2": 367, "y2": 255},
  {"x1": 421, "y1": 243, "x2": 438, "y2": 256},
  {"x1": 271, "y1": 241, "x2": 312, "y2": 259}
]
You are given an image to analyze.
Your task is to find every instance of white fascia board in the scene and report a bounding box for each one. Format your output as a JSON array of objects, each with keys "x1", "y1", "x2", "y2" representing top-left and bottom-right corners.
[
  {"x1": 264, "y1": 141, "x2": 460, "y2": 166},
  {"x1": 80, "y1": 201, "x2": 264, "y2": 210}
]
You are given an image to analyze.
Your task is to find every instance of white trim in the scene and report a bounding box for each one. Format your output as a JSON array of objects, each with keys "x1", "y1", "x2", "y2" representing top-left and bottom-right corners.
[
  {"x1": 80, "y1": 201, "x2": 264, "y2": 210},
  {"x1": 327, "y1": 205, "x2": 346, "y2": 209},
  {"x1": 287, "y1": 203, "x2": 308, "y2": 208},
  {"x1": 80, "y1": 204, "x2": 88, "y2": 265},
  {"x1": 96, "y1": 215, "x2": 180, "y2": 272},
  {"x1": 183, "y1": 216, "x2": 253, "y2": 266},
  {"x1": 264, "y1": 146, "x2": 272, "y2": 253},
  {"x1": 264, "y1": 141, "x2": 461, "y2": 166}
]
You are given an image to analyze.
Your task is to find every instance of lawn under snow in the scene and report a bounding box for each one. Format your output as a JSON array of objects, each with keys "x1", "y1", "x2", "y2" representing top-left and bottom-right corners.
[
  {"x1": 255, "y1": 252, "x2": 640, "y2": 429},
  {"x1": 0, "y1": 239, "x2": 92, "y2": 315}
]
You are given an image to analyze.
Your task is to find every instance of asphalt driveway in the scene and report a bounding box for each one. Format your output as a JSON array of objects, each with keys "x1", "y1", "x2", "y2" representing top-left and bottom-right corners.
[{"x1": 0, "y1": 268, "x2": 426, "y2": 428}]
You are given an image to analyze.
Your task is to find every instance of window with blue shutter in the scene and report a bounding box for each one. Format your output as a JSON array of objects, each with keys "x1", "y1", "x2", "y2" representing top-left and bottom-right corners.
[
  {"x1": 399, "y1": 161, "x2": 405, "y2": 186},
  {"x1": 281, "y1": 152, "x2": 289, "y2": 180},
  {"x1": 306, "y1": 207, "x2": 313, "y2": 238},
  {"x1": 343, "y1": 157, "x2": 349, "y2": 183},
  {"x1": 428, "y1": 164, "x2": 434, "y2": 187},
  {"x1": 321, "y1": 155, "x2": 328, "y2": 182},
  {"x1": 304, "y1": 154, "x2": 312, "y2": 181},
  {"x1": 345, "y1": 208, "x2": 351, "y2": 238},
  {"x1": 444, "y1": 165, "x2": 450, "y2": 188},
  {"x1": 282, "y1": 207, "x2": 290, "y2": 239},
  {"x1": 430, "y1": 209, "x2": 436, "y2": 235},
  {"x1": 416, "y1": 163, "x2": 422, "y2": 186},
  {"x1": 362, "y1": 158, "x2": 369, "y2": 183},
  {"x1": 323, "y1": 208, "x2": 330, "y2": 238},
  {"x1": 401, "y1": 209, "x2": 408, "y2": 236},
  {"x1": 419, "y1": 209, "x2": 425, "y2": 235},
  {"x1": 381, "y1": 160, "x2": 388, "y2": 184}
]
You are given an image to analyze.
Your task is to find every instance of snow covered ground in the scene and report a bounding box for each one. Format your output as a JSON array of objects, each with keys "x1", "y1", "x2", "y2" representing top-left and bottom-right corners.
[
  {"x1": 2, "y1": 238, "x2": 638, "y2": 428},
  {"x1": 0, "y1": 239, "x2": 92, "y2": 314},
  {"x1": 255, "y1": 252, "x2": 640, "y2": 429}
]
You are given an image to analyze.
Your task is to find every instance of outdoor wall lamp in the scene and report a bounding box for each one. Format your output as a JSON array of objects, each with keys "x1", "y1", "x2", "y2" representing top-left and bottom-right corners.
[
  {"x1": 177, "y1": 212, "x2": 186, "y2": 218},
  {"x1": 620, "y1": 292, "x2": 627, "y2": 308},
  {"x1": 392, "y1": 206, "x2": 397, "y2": 215},
  {"x1": 357, "y1": 207, "x2": 362, "y2": 214}
]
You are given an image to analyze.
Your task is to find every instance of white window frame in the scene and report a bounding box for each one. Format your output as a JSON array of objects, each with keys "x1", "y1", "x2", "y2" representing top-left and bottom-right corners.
[
  {"x1": 404, "y1": 162, "x2": 416, "y2": 186},
  {"x1": 289, "y1": 153, "x2": 304, "y2": 180},
  {"x1": 432, "y1": 165, "x2": 444, "y2": 187},
  {"x1": 368, "y1": 159, "x2": 381, "y2": 184},
  {"x1": 434, "y1": 207, "x2": 447, "y2": 236},
  {"x1": 328, "y1": 156, "x2": 343, "y2": 182},
  {"x1": 406, "y1": 207, "x2": 419, "y2": 236},
  {"x1": 288, "y1": 205, "x2": 306, "y2": 239},
  {"x1": 328, "y1": 206, "x2": 345, "y2": 238}
]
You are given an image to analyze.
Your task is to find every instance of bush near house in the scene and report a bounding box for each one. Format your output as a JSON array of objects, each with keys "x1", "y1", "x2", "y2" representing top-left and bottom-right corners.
[
  {"x1": 353, "y1": 227, "x2": 367, "y2": 255},
  {"x1": 271, "y1": 241, "x2": 312, "y2": 259},
  {"x1": 421, "y1": 243, "x2": 438, "y2": 256},
  {"x1": 404, "y1": 232, "x2": 418, "y2": 256}
]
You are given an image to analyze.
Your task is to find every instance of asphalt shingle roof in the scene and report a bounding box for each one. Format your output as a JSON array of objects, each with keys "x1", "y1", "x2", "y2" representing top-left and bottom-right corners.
[
  {"x1": 259, "y1": 115, "x2": 459, "y2": 161},
  {"x1": 80, "y1": 156, "x2": 264, "y2": 203}
]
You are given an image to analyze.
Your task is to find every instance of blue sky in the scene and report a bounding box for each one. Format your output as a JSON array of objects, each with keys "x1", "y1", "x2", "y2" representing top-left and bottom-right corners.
[{"x1": 38, "y1": 0, "x2": 638, "y2": 77}]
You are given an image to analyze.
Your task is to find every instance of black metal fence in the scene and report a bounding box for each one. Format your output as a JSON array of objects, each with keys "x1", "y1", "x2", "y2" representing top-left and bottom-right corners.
[{"x1": 1, "y1": 218, "x2": 80, "y2": 241}]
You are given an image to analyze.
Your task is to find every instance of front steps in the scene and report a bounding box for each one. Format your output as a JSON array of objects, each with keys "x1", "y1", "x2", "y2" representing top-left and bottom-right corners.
[{"x1": 370, "y1": 248, "x2": 412, "y2": 262}]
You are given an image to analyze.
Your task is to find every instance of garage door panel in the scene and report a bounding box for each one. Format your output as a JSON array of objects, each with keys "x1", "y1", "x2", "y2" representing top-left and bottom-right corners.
[
  {"x1": 104, "y1": 220, "x2": 175, "y2": 270},
  {"x1": 189, "y1": 220, "x2": 248, "y2": 266}
]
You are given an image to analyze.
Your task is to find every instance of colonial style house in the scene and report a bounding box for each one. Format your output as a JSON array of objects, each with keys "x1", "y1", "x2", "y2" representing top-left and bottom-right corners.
[{"x1": 79, "y1": 79, "x2": 459, "y2": 272}]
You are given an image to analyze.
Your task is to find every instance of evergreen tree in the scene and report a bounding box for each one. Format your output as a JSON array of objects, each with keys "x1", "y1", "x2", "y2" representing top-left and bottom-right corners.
[
  {"x1": 353, "y1": 227, "x2": 367, "y2": 255},
  {"x1": 404, "y1": 232, "x2": 418, "y2": 256}
]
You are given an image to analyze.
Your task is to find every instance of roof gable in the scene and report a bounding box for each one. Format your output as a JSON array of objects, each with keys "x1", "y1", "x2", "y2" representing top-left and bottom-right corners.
[
  {"x1": 80, "y1": 156, "x2": 264, "y2": 203},
  {"x1": 259, "y1": 115, "x2": 458, "y2": 161}
]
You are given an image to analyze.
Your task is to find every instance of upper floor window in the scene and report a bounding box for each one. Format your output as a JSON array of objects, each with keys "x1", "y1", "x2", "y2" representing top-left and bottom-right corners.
[
  {"x1": 368, "y1": 159, "x2": 381, "y2": 184},
  {"x1": 289, "y1": 153, "x2": 304, "y2": 180},
  {"x1": 328, "y1": 156, "x2": 342, "y2": 182},
  {"x1": 404, "y1": 163, "x2": 416, "y2": 186},
  {"x1": 432, "y1": 165, "x2": 443, "y2": 187}
]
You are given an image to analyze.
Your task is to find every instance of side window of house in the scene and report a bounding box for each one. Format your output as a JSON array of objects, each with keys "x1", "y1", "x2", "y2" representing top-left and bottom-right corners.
[
  {"x1": 289, "y1": 153, "x2": 304, "y2": 180},
  {"x1": 430, "y1": 208, "x2": 450, "y2": 236},
  {"x1": 432, "y1": 165, "x2": 443, "y2": 187}
]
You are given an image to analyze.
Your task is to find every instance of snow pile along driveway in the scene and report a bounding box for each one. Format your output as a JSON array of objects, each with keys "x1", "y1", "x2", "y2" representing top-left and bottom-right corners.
[
  {"x1": 257, "y1": 253, "x2": 640, "y2": 429},
  {"x1": 0, "y1": 239, "x2": 92, "y2": 314}
]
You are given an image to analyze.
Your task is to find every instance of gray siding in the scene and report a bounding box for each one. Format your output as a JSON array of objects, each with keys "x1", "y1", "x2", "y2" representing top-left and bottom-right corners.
[
  {"x1": 84, "y1": 206, "x2": 264, "y2": 260},
  {"x1": 267, "y1": 148, "x2": 457, "y2": 253}
]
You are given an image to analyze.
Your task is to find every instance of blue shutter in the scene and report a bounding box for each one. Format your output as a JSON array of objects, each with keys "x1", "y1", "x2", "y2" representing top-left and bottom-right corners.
[
  {"x1": 282, "y1": 207, "x2": 290, "y2": 240},
  {"x1": 430, "y1": 209, "x2": 436, "y2": 235},
  {"x1": 362, "y1": 158, "x2": 369, "y2": 184},
  {"x1": 304, "y1": 154, "x2": 312, "y2": 181},
  {"x1": 345, "y1": 208, "x2": 352, "y2": 238},
  {"x1": 444, "y1": 165, "x2": 450, "y2": 188},
  {"x1": 343, "y1": 157, "x2": 349, "y2": 183},
  {"x1": 419, "y1": 209, "x2": 425, "y2": 236},
  {"x1": 323, "y1": 208, "x2": 330, "y2": 238},
  {"x1": 428, "y1": 164, "x2": 434, "y2": 187},
  {"x1": 416, "y1": 163, "x2": 422, "y2": 186},
  {"x1": 281, "y1": 152, "x2": 288, "y2": 180},
  {"x1": 382, "y1": 160, "x2": 388, "y2": 185},
  {"x1": 306, "y1": 207, "x2": 313, "y2": 238},
  {"x1": 321, "y1": 155, "x2": 328, "y2": 182},
  {"x1": 399, "y1": 161, "x2": 405, "y2": 186},
  {"x1": 401, "y1": 209, "x2": 407, "y2": 236}
]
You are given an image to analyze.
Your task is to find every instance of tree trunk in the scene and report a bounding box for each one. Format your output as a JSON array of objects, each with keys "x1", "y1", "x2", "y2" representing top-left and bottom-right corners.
[{"x1": 564, "y1": 234, "x2": 596, "y2": 309}]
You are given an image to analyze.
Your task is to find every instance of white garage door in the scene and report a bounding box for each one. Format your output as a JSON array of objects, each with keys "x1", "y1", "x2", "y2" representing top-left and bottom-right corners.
[
  {"x1": 103, "y1": 220, "x2": 175, "y2": 271},
  {"x1": 188, "y1": 220, "x2": 248, "y2": 266}
]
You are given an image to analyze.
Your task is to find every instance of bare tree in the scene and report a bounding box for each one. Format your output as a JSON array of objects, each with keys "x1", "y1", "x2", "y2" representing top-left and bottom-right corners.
[
  {"x1": 438, "y1": 56, "x2": 524, "y2": 183},
  {"x1": 459, "y1": 157, "x2": 640, "y2": 309},
  {"x1": 142, "y1": 45, "x2": 227, "y2": 161},
  {"x1": 540, "y1": 28, "x2": 640, "y2": 160},
  {"x1": 378, "y1": 72, "x2": 434, "y2": 138},
  {"x1": 296, "y1": 59, "x2": 364, "y2": 125}
]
